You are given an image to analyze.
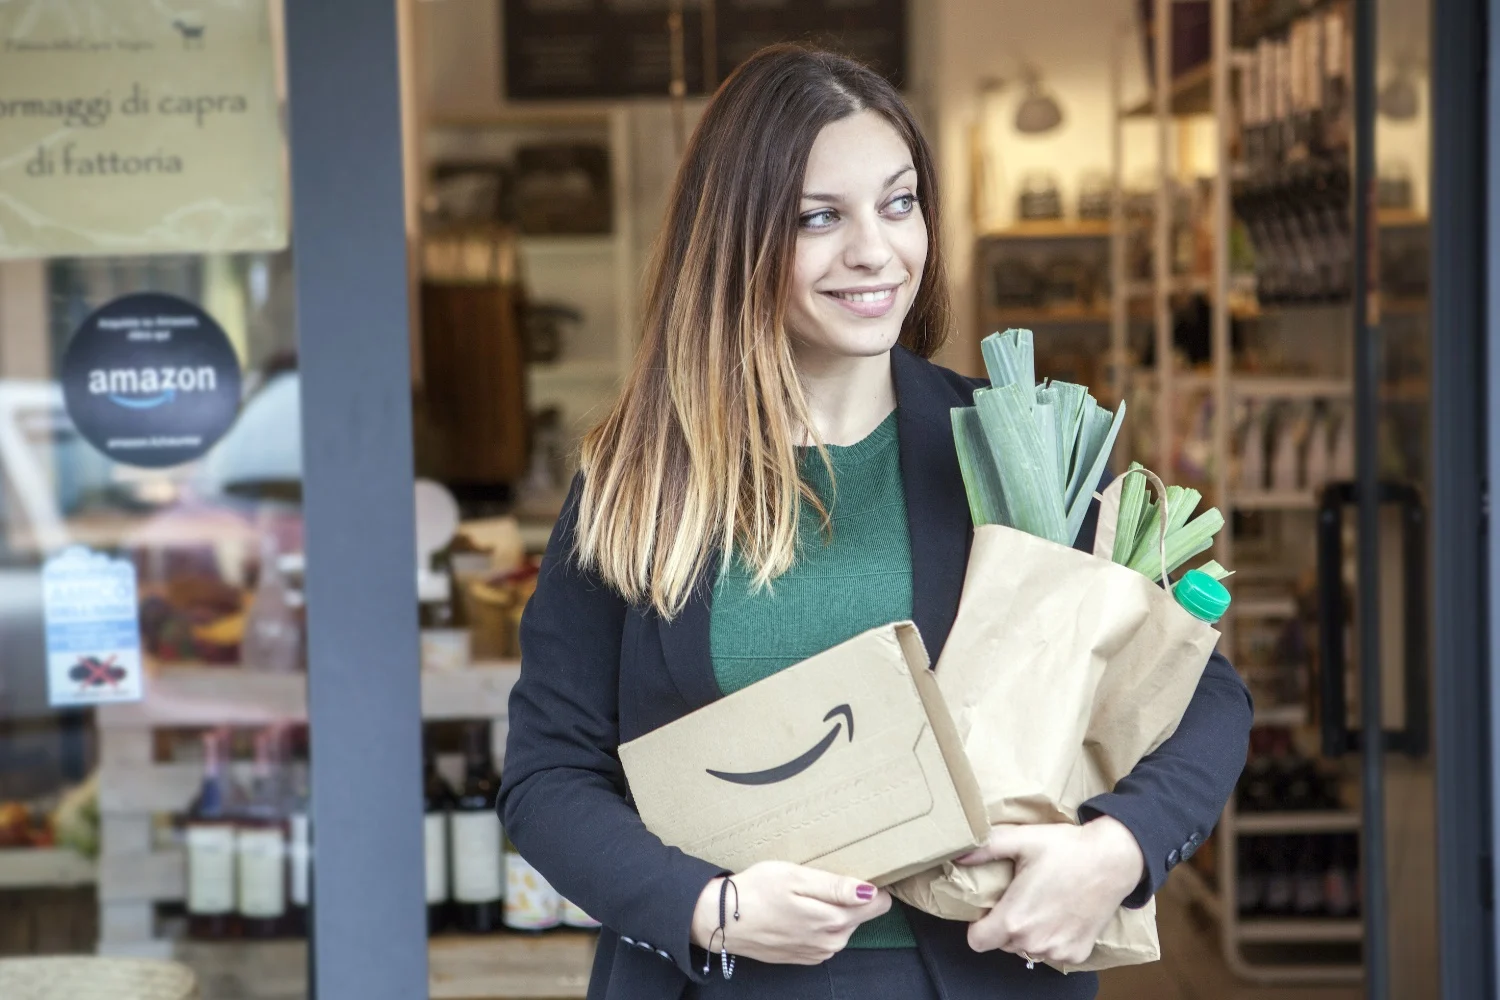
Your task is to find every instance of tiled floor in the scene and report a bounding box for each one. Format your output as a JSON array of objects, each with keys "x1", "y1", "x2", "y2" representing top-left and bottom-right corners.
[{"x1": 1097, "y1": 881, "x2": 1363, "y2": 1000}]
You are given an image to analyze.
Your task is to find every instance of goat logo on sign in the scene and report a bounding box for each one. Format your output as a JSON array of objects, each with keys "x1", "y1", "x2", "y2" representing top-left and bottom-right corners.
[{"x1": 172, "y1": 15, "x2": 205, "y2": 49}]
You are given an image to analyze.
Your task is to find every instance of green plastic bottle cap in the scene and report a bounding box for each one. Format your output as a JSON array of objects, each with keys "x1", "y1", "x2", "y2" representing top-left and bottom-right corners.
[{"x1": 1174, "y1": 569, "x2": 1231, "y2": 624}]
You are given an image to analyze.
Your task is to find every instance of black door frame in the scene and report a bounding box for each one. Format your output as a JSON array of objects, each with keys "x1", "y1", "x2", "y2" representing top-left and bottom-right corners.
[
  {"x1": 1445, "y1": 0, "x2": 1497, "y2": 995},
  {"x1": 284, "y1": 1, "x2": 429, "y2": 998}
]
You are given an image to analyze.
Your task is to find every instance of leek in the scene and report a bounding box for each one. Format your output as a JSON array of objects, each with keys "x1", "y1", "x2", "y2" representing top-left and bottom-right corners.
[
  {"x1": 1111, "y1": 464, "x2": 1149, "y2": 565},
  {"x1": 954, "y1": 328, "x2": 1127, "y2": 546}
]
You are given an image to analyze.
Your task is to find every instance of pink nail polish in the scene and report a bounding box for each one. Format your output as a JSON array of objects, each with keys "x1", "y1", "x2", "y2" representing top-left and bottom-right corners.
[{"x1": 856, "y1": 884, "x2": 876, "y2": 901}]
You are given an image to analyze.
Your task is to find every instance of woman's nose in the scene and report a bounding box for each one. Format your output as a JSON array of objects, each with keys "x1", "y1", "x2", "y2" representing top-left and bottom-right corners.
[{"x1": 841, "y1": 213, "x2": 894, "y2": 271}]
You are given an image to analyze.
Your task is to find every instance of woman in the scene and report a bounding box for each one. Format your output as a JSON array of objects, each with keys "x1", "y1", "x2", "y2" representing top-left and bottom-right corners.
[{"x1": 499, "y1": 44, "x2": 1253, "y2": 1000}]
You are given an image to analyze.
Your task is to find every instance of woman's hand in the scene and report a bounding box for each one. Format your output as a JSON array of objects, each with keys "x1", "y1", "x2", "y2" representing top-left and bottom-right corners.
[
  {"x1": 956, "y1": 817, "x2": 1145, "y2": 968},
  {"x1": 690, "y1": 861, "x2": 891, "y2": 965}
]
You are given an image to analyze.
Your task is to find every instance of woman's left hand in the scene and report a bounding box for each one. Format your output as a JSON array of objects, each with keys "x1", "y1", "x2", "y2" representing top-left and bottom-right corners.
[{"x1": 955, "y1": 816, "x2": 1145, "y2": 967}]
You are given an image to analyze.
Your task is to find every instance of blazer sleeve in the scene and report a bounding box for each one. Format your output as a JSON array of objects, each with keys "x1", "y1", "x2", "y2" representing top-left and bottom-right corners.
[
  {"x1": 498, "y1": 476, "x2": 725, "y2": 980},
  {"x1": 1072, "y1": 487, "x2": 1254, "y2": 908}
]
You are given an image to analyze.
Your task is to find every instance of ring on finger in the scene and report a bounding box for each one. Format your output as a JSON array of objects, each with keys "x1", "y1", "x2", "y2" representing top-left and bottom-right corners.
[{"x1": 1020, "y1": 952, "x2": 1036, "y2": 971}]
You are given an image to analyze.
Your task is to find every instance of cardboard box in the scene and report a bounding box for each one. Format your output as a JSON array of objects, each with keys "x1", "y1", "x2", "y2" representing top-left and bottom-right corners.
[{"x1": 619, "y1": 622, "x2": 989, "y2": 885}]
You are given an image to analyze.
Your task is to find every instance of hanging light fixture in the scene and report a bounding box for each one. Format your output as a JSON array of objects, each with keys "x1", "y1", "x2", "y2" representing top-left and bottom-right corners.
[
  {"x1": 1377, "y1": 49, "x2": 1422, "y2": 122},
  {"x1": 1014, "y1": 64, "x2": 1064, "y2": 135}
]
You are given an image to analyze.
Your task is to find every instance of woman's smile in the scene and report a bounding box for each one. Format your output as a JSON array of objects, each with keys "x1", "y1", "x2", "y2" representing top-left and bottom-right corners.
[{"x1": 822, "y1": 281, "x2": 905, "y2": 318}]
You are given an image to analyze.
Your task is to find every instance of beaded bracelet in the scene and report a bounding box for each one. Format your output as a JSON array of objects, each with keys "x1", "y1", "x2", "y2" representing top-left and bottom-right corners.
[{"x1": 702, "y1": 876, "x2": 740, "y2": 980}]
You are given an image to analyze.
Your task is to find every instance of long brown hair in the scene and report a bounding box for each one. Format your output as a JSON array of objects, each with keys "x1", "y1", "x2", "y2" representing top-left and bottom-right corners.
[{"x1": 574, "y1": 44, "x2": 951, "y2": 618}]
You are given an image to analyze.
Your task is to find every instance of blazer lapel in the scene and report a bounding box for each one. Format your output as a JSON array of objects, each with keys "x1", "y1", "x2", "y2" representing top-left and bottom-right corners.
[
  {"x1": 656, "y1": 549, "x2": 725, "y2": 713},
  {"x1": 892, "y1": 346, "x2": 975, "y2": 664},
  {"x1": 656, "y1": 346, "x2": 975, "y2": 710}
]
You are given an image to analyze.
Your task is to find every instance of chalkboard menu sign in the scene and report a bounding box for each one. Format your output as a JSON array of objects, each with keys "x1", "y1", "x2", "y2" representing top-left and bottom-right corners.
[
  {"x1": 503, "y1": 0, "x2": 905, "y2": 100},
  {"x1": 715, "y1": 0, "x2": 905, "y2": 90}
]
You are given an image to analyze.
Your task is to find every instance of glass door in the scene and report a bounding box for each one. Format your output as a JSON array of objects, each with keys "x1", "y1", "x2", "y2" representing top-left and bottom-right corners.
[
  {"x1": 1216, "y1": 0, "x2": 1486, "y2": 992},
  {"x1": 0, "y1": 0, "x2": 427, "y2": 996}
]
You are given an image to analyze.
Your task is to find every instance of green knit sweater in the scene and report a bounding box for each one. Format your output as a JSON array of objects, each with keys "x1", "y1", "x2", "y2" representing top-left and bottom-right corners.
[{"x1": 709, "y1": 409, "x2": 916, "y2": 949}]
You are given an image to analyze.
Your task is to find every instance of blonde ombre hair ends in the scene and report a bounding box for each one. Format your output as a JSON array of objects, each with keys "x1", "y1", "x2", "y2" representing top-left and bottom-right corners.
[{"x1": 574, "y1": 45, "x2": 951, "y2": 619}]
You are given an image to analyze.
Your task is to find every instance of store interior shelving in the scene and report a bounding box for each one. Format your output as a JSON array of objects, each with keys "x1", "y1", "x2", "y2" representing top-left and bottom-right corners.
[{"x1": 1105, "y1": 0, "x2": 1431, "y2": 985}]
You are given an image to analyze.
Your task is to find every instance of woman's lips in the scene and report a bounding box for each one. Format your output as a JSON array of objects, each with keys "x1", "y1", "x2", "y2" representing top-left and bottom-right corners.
[{"x1": 822, "y1": 285, "x2": 899, "y2": 318}]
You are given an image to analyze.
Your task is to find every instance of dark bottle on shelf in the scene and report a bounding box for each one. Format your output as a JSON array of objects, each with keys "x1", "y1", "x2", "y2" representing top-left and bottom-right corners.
[
  {"x1": 237, "y1": 727, "x2": 291, "y2": 939},
  {"x1": 1292, "y1": 835, "x2": 1326, "y2": 915},
  {"x1": 450, "y1": 721, "x2": 504, "y2": 933},
  {"x1": 1323, "y1": 833, "x2": 1358, "y2": 918},
  {"x1": 423, "y1": 736, "x2": 457, "y2": 935},
  {"x1": 1261, "y1": 836, "x2": 1297, "y2": 916},
  {"x1": 186, "y1": 729, "x2": 238, "y2": 940},
  {"x1": 1236, "y1": 837, "x2": 1266, "y2": 917}
]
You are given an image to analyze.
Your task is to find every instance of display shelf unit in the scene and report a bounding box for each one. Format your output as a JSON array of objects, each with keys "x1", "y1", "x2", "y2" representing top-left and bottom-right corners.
[
  {"x1": 1111, "y1": 0, "x2": 1363, "y2": 985},
  {"x1": 420, "y1": 106, "x2": 638, "y2": 470},
  {"x1": 93, "y1": 663, "x2": 522, "y2": 981}
]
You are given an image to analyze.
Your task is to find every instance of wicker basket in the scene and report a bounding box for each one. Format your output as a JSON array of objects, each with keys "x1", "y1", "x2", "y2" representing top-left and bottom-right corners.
[{"x1": 0, "y1": 956, "x2": 199, "y2": 1000}]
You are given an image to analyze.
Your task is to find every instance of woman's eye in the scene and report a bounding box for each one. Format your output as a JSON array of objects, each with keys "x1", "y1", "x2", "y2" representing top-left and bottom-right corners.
[
  {"x1": 799, "y1": 209, "x2": 838, "y2": 230},
  {"x1": 886, "y1": 193, "x2": 918, "y2": 216}
]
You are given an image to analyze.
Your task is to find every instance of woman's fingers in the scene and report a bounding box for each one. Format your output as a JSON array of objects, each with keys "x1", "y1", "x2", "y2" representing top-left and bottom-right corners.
[
  {"x1": 954, "y1": 823, "x2": 1036, "y2": 866},
  {"x1": 791, "y1": 867, "x2": 880, "y2": 908}
]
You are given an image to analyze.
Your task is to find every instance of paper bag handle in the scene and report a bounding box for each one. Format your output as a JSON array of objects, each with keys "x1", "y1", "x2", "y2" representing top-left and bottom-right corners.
[{"x1": 1091, "y1": 467, "x2": 1171, "y2": 590}]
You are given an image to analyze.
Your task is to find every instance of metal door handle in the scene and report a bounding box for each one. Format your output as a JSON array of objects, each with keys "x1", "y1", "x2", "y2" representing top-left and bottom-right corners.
[{"x1": 1315, "y1": 481, "x2": 1429, "y2": 758}]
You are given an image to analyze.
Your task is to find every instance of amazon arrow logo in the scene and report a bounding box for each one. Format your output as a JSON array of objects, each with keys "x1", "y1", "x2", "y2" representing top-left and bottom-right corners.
[{"x1": 705, "y1": 704, "x2": 854, "y2": 786}]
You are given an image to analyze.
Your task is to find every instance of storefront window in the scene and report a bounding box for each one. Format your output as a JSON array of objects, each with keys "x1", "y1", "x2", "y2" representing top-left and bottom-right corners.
[{"x1": 0, "y1": 246, "x2": 317, "y2": 993}]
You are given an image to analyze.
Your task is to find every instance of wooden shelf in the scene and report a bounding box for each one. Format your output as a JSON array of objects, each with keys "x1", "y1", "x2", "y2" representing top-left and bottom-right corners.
[
  {"x1": 1252, "y1": 704, "x2": 1309, "y2": 728},
  {"x1": 167, "y1": 932, "x2": 597, "y2": 999},
  {"x1": 981, "y1": 305, "x2": 1111, "y2": 326},
  {"x1": 1237, "y1": 918, "x2": 1363, "y2": 944},
  {"x1": 1233, "y1": 595, "x2": 1299, "y2": 618},
  {"x1": 1233, "y1": 376, "x2": 1352, "y2": 399},
  {"x1": 430, "y1": 931, "x2": 596, "y2": 999},
  {"x1": 1236, "y1": 811, "x2": 1361, "y2": 835},
  {"x1": 0, "y1": 847, "x2": 96, "y2": 889},
  {"x1": 518, "y1": 235, "x2": 617, "y2": 256},
  {"x1": 97, "y1": 663, "x2": 521, "y2": 729},
  {"x1": 979, "y1": 219, "x2": 1112, "y2": 240},
  {"x1": 1378, "y1": 209, "x2": 1429, "y2": 229},
  {"x1": 1230, "y1": 492, "x2": 1318, "y2": 512},
  {"x1": 427, "y1": 107, "x2": 613, "y2": 130}
]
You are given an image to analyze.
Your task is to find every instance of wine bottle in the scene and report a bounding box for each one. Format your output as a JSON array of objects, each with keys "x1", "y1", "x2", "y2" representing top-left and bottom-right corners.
[
  {"x1": 237, "y1": 728, "x2": 290, "y2": 938},
  {"x1": 449, "y1": 722, "x2": 504, "y2": 933},
  {"x1": 1292, "y1": 835, "x2": 1326, "y2": 915},
  {"x1": 424, "y1": 736, "x2": 456, "y2": 934},
  {"x1": 186, "y1": 729, "x2": 238, "y2": 940},
  {"x1": 285, "y1": 729, "x2": 311, "y2": 938},
  {"x1": 1261, "y1": 836, "x2": 1296, "y2": 915},
  {"x1": 503, "y1": 827, "x2": 560, "y2": 933}
]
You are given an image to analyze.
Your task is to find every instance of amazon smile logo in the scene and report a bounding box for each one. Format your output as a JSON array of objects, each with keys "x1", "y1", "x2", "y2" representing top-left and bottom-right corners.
[
  {"x1": 705, "y1": 704, "x2": 854, "y2": 786},
  {"x1": 87, "y1": 365, "x2": 220, "y2": 409}
]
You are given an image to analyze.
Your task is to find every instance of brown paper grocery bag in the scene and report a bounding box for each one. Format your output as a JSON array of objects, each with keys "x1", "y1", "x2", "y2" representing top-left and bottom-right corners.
[{"x1": 889, "y1": 470, "x2": 1221, "y2": 973}]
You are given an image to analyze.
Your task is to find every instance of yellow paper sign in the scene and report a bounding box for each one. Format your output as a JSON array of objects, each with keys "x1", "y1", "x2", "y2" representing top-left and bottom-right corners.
[{"x1": 0, "y1": 1, "x2": 288, "y2": 259}]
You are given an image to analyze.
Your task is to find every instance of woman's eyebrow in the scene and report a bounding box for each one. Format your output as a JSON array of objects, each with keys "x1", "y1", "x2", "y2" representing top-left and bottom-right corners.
[{"x1": 801, "y1": 165, "x2": 916, "y2": 202}]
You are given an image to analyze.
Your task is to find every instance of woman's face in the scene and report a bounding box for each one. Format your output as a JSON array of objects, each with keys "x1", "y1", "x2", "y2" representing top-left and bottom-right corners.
[{"x1": 786, "y1": 109, "x2": 929, "y2": 365}]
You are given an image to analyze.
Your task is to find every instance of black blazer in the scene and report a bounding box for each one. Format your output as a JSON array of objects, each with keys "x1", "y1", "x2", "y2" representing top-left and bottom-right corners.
[{"x1": 499, "y1": 345, "x2": 1254, "y2": 1000}]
